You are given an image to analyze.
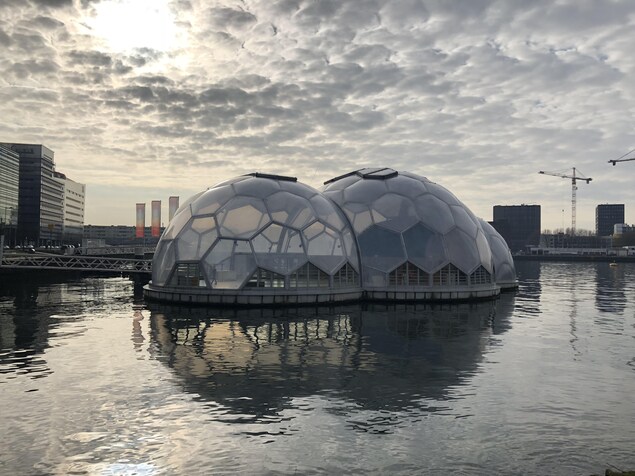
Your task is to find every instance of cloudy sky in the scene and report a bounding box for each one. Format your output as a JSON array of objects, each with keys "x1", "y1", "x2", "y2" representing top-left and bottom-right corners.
[{"x1": 1, "y1": 0, "x2": 634, "y2": 230}]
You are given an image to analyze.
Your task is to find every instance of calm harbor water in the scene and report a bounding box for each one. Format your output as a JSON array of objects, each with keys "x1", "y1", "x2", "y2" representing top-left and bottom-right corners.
[{"x1": 1, "y1": 261, "x2": 634, "y2": 475}]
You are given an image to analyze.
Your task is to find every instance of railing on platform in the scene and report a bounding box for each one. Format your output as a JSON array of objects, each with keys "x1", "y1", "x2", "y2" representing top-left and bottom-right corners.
[
  {"x1": 0, "y1": 254, "x2": 152, "y2": 274},
  {"x1": 79, "y1": 246, "x2": 156, "y2": 256}
]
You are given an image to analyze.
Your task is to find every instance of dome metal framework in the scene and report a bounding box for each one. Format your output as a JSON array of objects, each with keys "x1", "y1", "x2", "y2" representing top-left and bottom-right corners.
[{"x1": 144, "y1": 169, "x2": 517, "y2": 305}]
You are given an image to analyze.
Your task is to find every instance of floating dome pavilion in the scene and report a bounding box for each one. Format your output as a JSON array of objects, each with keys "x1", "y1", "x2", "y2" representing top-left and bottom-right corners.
[
  {"x1": 144, "y1": 169, "x2": 516, "y2": 305},
  {"x1": 144, "y1": 173, "x2": 362, "y2": 306},
  {"x1": 321, "y1": 168, "x2": 498, "y2": 301}
]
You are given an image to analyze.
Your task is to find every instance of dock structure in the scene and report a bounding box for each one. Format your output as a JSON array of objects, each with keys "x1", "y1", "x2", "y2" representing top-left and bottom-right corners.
[{"x1": 0, "y1": 254, "x2": 152, "y2": 275}]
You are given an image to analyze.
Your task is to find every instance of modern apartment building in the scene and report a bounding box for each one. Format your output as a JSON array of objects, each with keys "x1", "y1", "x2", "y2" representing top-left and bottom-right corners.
[
  {"x1": 595, "y1": 203, "x2": 624, "y2": 236},
  {"x1": 0, "y1": 145, "x2": 20, "y2": 246},
  {"x1": 492, "y1": 204, "x2": 541, "y2": 252},
  {"x1": 0, "y1": 143, "x2": 64, "y2": 245},
  {"x1": 53, "y1": 171, "x2": 86, "y2": 244}
]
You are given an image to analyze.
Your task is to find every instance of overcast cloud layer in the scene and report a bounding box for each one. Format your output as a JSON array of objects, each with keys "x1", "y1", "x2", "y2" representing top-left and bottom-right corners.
[{"x1": 1, "y1": 0, "x2": 634, "y2": 229}]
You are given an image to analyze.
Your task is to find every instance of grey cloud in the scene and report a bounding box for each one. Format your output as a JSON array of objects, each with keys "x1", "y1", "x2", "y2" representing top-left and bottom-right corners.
[
  {"x1": 68, "y1": 50, "x2": 112, "y2": 66},
  {"x1": 0, "y1": 29, "x2": 11, "y2": 46},
  {"x1": 29, "y1": 0, "x2": 72, "y2": 7},
  {"x1": 32, "y1": 15, "x2": 65, "y2": 29},
  {"x1": 10, "y1": 32, "x2": 48, "y2": 51},
  {"x1": 9, "y1": 59, "x2": 59, "y2": 79},
  {"x1": 207, "y1": 7, "x2": 257, "y2": 30}
]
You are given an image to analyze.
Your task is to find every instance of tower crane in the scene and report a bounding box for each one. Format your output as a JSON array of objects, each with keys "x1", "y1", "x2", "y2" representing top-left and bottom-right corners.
[
  {"x1": 608, "y1": 157, "x2": 635, "y2": 166},
  {"x1": 539, "y1": 168, "x2": 592, "y2": 235},
  {"x1": 608, "y1": 148, "x2": 635, "y2": 166}
]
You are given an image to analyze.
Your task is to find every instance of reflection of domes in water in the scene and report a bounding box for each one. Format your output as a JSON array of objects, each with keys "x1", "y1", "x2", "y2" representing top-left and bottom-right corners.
[
  {"x1": 148, "y1": 299, "x2": 514, "y2": 423},
  {"x1": 145, "y1": 169, "x2": 516, "y2": 305}
]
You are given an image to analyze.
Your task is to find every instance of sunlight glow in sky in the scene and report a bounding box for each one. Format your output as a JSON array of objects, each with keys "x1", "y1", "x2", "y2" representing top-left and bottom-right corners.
[{"x1": 85, "y1": 0, "x2": 182, "y2": 53}]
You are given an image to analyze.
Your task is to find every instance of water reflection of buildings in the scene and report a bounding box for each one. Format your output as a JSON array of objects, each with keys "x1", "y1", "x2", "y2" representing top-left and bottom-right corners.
[
  {"x1": 595, "y1": 263, "x2": 627, "y2": 314},
  {"x1": 0, "y1": 275, "x2": 138, "y2": 379},
  {"x1": 149, "y1": 298, "x2": 514, "y2": 421}
]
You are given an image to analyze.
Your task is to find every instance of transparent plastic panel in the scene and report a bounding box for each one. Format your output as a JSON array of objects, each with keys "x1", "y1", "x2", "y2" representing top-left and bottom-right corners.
[
  {"x1": 322, "y1": 174, "x2": 360, "y2": 192},
  {"x1": 343, "y1": 179, "x2": 388, "y2": 203},
  {"x1": 362, "y1": 265, "x2": 388, "y2": 288},
  {"x1": 153, "y1": 239, "x2": 175, "y2": 286},
  {"x1": 172, "y1": 190, "x2": 203, "y2": 217},
  {"x1": 265, "y1": 192, "x2": 316, "y2": 230},
  {"x1": 262, "y1": 222, "x2": 284, "y2": 244},
  {"x1": 176, "y1": 228, "x2": 200, "y2": 261},
  {"x1": 278, "y1": 180, "x2": 318, "y2": 200},
  {"x1": 372, "y1": 194, "x2": 418, "y2": 232},
  {"x1": 451, "y1": 206, "x2": 478, "y2": 238},
  {"x1": 198, "y1": 229, "x2": 218, "y2": 256},
  {"x1": 303, "y1": 222, "x2": 325, "y2": 241},
  {"x1": 400, "y1": 170, "x2": 429, "y2": 182},
  {"x1": 497, "y1": 262, "x2": 517, "y2": 283},
  {"x1": 321, "y1": 189, "x2": 345, "y2": 208},
  {"x1": 233, "y1": 177, "x2": 281, "y2": 198},
  {"x1": 443, "y1": 228, "x2": 481, "y2": 274},
  {"x1": 308, "y1": 229, "x2": 342, "y2": 256},
  {"x1": 202, "y1": 239, "x2": 256, "y2": 289},
  {"x1": 371, "y1": 209, "x2": 387, "y2": 225},
  {"x1": 475, "y1": 229, "x2": 493, "y2": 274},
  {"x1": 352, "y1": 209, "x2": 373, "y2": 234},
  {"x1": 162, "y1": 206, "x2": 192, "y2": 240},
  {"x1": 309, "y1": 195, "x2": 346, "y2": 231},
  {"x1": 342, "y1": 230, "x2": 359, "y2": 270},
  {"x1": 402, "y1": 223, "x2": 448, "y2": 272},
  {"x1": 216, "y1": 197, "x2": 270, "y2": 239},
  {"x1": 309, "y1": 255, "x2": 346, "y2": 275},
  {"x1": 426, "y1": 182, "x2": 461, "y2": 206},
  {"x1": 385, "y1": 175, "x2": 428, "y2": 197},
  {"x1": 256, "y1": 253, "x2": 307, "y2": 275},
  {"x1": 213, "y1": 176, "x2": 250, "y2": 188},
  {"x1": 479, "y1": 220, "x2": 515, "y2": 277},
  {"x1": 357, "y1": 225, "x2": 406, "y2": 272},
  {"x1": 190, "y1": 216, "x2": 216, "y2": 234},
  {"x1": 251, "y1": 232, "x2": 275, "y2": 253},
  {"x1": 191, "y1": 185, "x2": 235, "y2": 216},
  {"x1": 413, "y1": 194, "x2": 455, "y2": 234}
]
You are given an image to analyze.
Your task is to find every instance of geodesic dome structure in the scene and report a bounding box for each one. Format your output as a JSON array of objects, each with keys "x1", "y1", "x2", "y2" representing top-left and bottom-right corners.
[
  {"x1": 145, "y1": 173, "x2": 361, "y2": 305},
  {"x1": 321, "y1": 168, "x2": 498, "y2": 300},
  {"x1": 479, "y1": 219, "x2": 518, "y2": 289},
  {"x1": 145, "y1": 168, "x2": 515, "y2": 306}
]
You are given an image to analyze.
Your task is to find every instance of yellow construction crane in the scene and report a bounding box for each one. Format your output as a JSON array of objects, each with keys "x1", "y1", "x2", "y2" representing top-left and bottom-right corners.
[
  {"x1": 539, "y1": 168, "x2": 592, "y2": 235},
  {"x1": 608, "y1": 148, "x2": 635, "y2": 166}
]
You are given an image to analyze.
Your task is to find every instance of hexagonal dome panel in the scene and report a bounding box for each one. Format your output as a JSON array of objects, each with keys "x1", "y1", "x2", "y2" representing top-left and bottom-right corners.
[{"x1": 216, "y1": 198, "x2": 270, "y2": 239}]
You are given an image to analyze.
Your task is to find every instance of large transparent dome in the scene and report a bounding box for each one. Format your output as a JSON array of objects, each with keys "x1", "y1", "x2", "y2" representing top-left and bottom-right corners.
[
  {"x1": 147, "y1": 173, "x2": 361, "y2": 305},
  {"x1": 479, "y1": 219, "x2": 518, "y2": 289},
  {"x1": 321, "y1": 168, "x2": 497, "y2": 297},
  {"x1": 145, "y1": 168, "x2": 516, "y2": 305}
]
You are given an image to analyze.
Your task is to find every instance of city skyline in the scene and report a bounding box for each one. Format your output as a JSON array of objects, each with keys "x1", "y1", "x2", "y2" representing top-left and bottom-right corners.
[{"x1": 1, "y1": 0, "x2": 635, "y2": 229}]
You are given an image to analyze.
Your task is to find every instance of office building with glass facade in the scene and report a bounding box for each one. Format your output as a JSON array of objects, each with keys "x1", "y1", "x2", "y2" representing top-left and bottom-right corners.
[
  {"x1": 492, "y1": 204, "x2": 541, "y2": 252},
  {"x1": 0, "y1": 143, "x2": 64, "y2": 246},
  {"x1": 53, "y1": 171, "x2": 86, "y2": 244},
  {"x1": 0, "y1": 145, "x2": 20, "y2": 247},
  {"x1": 595, "y1": 203, "x2": 624, "y2": 237},
  {"x1": 145, "y1": 169, "x2": 515, "y2": 306}
]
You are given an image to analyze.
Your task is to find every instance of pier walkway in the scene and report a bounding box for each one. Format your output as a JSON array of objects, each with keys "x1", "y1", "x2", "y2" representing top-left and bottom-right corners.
[{"x1": 0, "y1": 254, "x2": 152, "y2": 275}]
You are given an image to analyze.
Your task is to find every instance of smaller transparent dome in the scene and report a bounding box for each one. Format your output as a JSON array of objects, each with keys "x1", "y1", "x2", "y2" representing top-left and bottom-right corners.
[
  {"x1": 322, "y1": 168, "x2": 496, "y2": 292},
  {"x1": 151, "y1": 173, "x2": 360, "y2": 296},
  {"x1": 479, "y1": 219, "x2": 518, "y2": 289}
]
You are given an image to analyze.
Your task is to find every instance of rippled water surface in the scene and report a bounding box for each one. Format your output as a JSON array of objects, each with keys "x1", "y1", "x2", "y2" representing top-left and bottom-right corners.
[{"x1": 1, "y1": 261, "x2": 635, "y2": 475}]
